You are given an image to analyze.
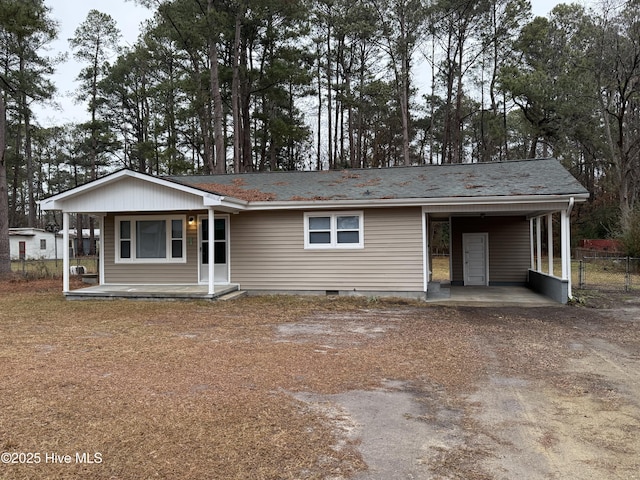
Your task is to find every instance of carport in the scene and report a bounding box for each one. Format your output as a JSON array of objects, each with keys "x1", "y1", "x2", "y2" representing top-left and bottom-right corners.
[{"x1": 424, "y1": 194, "x2": 582, "y2": 304}]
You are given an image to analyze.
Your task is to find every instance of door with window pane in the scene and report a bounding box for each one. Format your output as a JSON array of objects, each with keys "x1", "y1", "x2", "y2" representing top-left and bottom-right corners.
[{"x1": 199, "y1": 215, "x2": 229, "y2": 283}]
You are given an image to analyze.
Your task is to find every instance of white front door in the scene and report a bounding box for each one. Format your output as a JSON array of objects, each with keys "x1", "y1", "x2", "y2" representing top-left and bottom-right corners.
[
  {"x1": 199, "y1": 215, "x2": 229, "y2": 284},
  {"x1": 463, "y1": 233, "x2": 488, "y2": 286}
]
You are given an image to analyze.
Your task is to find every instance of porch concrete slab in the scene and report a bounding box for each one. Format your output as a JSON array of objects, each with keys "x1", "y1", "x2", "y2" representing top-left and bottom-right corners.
[
  {"x1": 426, "y1": 286, "x2": 560, "y2": 307},
  {"x1": 65, "y1": 284, "x2": 239, "y2": 300}
]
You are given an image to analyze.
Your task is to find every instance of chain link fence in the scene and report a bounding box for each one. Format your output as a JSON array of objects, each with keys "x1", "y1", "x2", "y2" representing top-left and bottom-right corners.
[
  {"x1": 576, "y1": 256, "x2": 640, "y2": 292},
  {"x1": 10, "y1": 256, "x2": 99, "y2": 279}
]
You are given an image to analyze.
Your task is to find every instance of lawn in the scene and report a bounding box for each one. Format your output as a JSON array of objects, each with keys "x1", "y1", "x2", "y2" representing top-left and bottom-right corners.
[{"x1": 0, "y1": 279, "x2": 479, "y2": 480}]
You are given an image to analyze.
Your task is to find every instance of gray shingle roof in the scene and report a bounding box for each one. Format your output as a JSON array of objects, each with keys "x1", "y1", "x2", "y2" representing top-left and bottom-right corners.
[{"x1": 165, "y1": 158, "x2": 588, "y2": 203}]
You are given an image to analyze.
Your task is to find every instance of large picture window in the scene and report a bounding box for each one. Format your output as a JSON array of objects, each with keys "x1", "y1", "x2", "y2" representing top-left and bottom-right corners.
[
  {"x1": 115, "y1": 215, "x2": 186, "y2": 263},
  {"x1": 304, "y1": 212, "x2": 364, "y2": 249}
]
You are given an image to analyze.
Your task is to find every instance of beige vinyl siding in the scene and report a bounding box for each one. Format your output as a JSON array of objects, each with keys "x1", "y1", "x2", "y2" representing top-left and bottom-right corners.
[
  {"x1": 451, "y1": 216, "x2": 530, "y2": 284},
  {"x1": 103, "y1": 213, "x2": 199, "y2": 284},
  {"x1": 230, "y1": 208, "x2": 424, "y2": 292}
]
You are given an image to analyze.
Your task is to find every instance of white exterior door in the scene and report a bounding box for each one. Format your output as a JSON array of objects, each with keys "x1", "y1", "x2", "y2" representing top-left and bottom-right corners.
[
  {"x1": 463, "y1": 233, "x2": 488, "y2": 286},
  {"x1": 199, "y1": 215, "x2": 229, "y2": 284}
]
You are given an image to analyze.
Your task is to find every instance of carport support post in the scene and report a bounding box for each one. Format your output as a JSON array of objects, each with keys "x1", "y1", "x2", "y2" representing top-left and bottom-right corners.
[
  {"x1": 422, "y1": 212, "x2": 429, "y2": 294},
  {"x1": 547, "y1": 214, "x2": 554, "y2": 276},
  {"x1": 62, "y1": 212, "x2": 70, "y2": 293},
  {"x1": 208, "y1": 208, "x2": 215, "y2": 295},
  {"x1": 530, "y1": 218, "x2": 535, "y2": 269},
  {"x1": 561, "y1": 207, "x2": 572, "y2": 298},
  {"x1": 536, "y1": 217, "x2": 542, "y2": 272}
]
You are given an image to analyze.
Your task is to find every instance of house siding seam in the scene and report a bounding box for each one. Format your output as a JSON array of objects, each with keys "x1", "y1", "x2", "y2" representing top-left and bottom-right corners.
[
  {"x1": 103, "y1": 213, "x2": 200, "y2": 284},
  {"x1": 451, "y1": 216, "x2": 530, "y2": 284},
  {"x1": 229, "y1": 208, "x2": 424, "y2": 292}
]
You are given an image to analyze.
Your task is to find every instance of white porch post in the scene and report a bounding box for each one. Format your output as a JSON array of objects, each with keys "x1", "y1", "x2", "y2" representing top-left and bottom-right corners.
[
  {"x1": 536, "y1": 216, "x2": 542, "y2": 272},
  {"x1": 208, "y1": 208, "x2": 215, "y2": 295},
  {"x1": 62, "y1": 212, "x2": 70, "y2": 293},
  {"x1": 561, "y1": 204, "x2": 573, "y2": 298},
  {"x1": 530, "y1": 218, "x2": 535, "y2": 269},
  {"x1": 422, "y1": 212, "x2": 429, "y2": 294},
  {"x1": 561, "y1": 210, "x2": 569, "y2": 280},
  {"x1": 566, "y1": 207, "x2": 572, "y2": 298},
  {"x1": 547, "y1": 214, "x2": 554, "y2": 276},
  {"x1": 99, "y1": 215, "x2": 105, "y2": 285}
]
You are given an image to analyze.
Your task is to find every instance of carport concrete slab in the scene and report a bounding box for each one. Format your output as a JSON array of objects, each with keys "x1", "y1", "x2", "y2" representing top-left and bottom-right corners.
[{"x1": 426, "y1": 286, "x2": 559, "y2": 307}]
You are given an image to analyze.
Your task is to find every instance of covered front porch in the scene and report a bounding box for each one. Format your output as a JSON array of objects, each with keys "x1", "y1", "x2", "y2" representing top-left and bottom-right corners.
[
  {"x1": 38, "y1": 170, "x2": 248, "y2": 300},
  {"x1": 64, "y1": 283, "x2": 241, "y2": 300}
]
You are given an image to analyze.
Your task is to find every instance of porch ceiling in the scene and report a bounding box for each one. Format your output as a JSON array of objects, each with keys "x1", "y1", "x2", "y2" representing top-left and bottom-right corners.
[{"x1": 425, "y1": 200, "x2": 573, "y2": 219}]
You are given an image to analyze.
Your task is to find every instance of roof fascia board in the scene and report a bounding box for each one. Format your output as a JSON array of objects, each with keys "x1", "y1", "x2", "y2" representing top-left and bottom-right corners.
[
  {"x1": 240, "y1": 193, "x2": 589, "y2": 211},
  {"x1": 204, "y1": 196, "x2": 247, "y2": 209}
]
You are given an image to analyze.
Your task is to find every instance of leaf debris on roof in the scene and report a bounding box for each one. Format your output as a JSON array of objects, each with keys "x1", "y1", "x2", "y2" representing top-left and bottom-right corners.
[
  {"x1": 193, "y1": 182, "x2": 276, "y2": 201},
  {"x1": 168, "y1": 159, "x2": 588, "y2": 203}
]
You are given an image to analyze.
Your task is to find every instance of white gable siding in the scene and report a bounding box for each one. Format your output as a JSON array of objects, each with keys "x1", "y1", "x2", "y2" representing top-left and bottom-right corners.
[{"x1": 59, "y1": 177, "x2": 207, "y2": 213}]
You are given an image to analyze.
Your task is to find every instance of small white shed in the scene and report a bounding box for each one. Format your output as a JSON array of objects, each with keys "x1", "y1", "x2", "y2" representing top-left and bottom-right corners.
[{"x1": 9, "y1": 228, "x2": 66, "y2": 261}]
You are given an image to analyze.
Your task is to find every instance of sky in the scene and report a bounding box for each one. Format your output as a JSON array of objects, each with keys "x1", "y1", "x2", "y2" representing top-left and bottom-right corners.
[
  {"x1": 34, "y1": 0, "x2": 584, "y2": 128},
  {"x1": 34, "y1": 0, "x2": 154, "y2": 127}
]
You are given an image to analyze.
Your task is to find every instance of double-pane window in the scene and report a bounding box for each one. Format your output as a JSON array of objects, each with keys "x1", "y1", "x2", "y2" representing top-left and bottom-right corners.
[
  {"x1": 305, "y1": 212, "x2": 363, "y2": 249},
  {"x1": 116, "y1": 216, "x2": 185, "y2": 263}
]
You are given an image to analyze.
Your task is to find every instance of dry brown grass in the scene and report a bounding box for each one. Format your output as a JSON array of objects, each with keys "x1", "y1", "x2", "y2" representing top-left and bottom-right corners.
[
  {"x1": 431, "y1": 255, "x2": 450, "y2": 282},
  {"x1": 0, "y1": 279, "x2": 482, "y2": 480}
]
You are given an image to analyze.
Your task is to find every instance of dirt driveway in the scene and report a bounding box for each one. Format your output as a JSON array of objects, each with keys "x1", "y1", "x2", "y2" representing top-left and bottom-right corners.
[{"x1": 281, "y1": 296, "x2": 640, "y2": 479}]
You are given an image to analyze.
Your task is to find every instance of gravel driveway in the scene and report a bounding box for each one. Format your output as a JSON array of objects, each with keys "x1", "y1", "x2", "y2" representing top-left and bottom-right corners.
[{"x1": 283, "y1": 296, "x2": 640, "y2": 479}]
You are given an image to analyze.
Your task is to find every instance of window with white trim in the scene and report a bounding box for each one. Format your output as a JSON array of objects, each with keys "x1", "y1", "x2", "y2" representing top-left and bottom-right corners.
[
  {"x1": 115, "y1": 215, "x2": 186, "y2": 263},
  {"x1": 304, "y1": 212, "x2": 364, "y2": 249}
]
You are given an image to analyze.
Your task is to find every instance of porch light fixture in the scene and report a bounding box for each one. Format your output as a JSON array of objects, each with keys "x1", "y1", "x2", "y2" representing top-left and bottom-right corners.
[{"x1": 188, "y1": 216, "x2": 195, "y2": 225}]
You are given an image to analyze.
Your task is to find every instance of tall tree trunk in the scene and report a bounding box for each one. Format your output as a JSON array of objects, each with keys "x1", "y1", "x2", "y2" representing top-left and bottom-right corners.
[
  {"x1": 356, "y1": 44, "x2": 366, "y2": 168},
  {"x1": 528, "y1": 137, "x2": 538, "y2": 159},
  {"x1": 399, "y1": 10, "x2": 411, "y2": 166},
  {"x1": 326, "y1": 21, "x2": 333, "y2": 169},
  {"x1": 399, "y1": 69, "x2": 410, "y2": 166},
  {"x1": 333, "y1": 43, "x2": 341, "y2": 167},
  {"x1": 316, "y1": 40, "x2": 323, "y2": 170},
  {"x1": 240, "y1": 36, "x2": 252, "y2": 172},
  {"x1": 24, "y1": 109, "x2": 36, "y2": 226},
  {"x1": 347, "y1": 73, "x2": 355, "y2": 169},
  {"x1": 441, "y1": 30, "x2": 455, "y2": 164},
  {"x1": 208, "y1": 0, "x2": 226, "y2": 174},
  {"x1": 429, "y1": 34, "x2": 436, "y2": 164},
  {"x1": 231, "y1": 11, "x2": 242, "y2": 172},
  {"x1": 0, "y1": 91, "x2": 10, "y2": 277},
  {"x1": 453, "y1": 31, "x2": 465, "y2": 164}
]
